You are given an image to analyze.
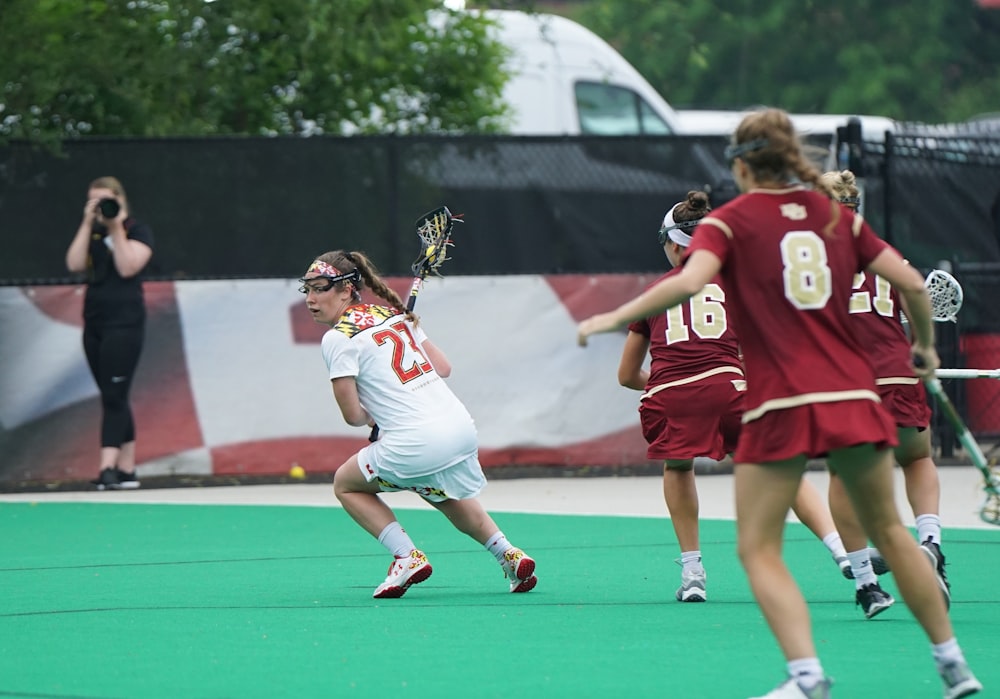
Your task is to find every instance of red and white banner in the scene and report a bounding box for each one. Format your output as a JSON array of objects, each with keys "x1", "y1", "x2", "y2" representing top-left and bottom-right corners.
[{"x1": 0, "y1": 275, "x2": 662, "y2": 485}]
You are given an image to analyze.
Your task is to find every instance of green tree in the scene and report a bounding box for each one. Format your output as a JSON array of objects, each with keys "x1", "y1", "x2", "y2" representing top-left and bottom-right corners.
[
  {"x1": 575, "y1": 0, "x2": 1000, "y2": 123},
  {"x1": 0, "y1": 0, "x2": 511, "y2": 144}
]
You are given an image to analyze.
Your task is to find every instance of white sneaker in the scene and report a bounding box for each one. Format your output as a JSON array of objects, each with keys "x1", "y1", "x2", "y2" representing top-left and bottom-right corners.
[
  {"x1": 372, "y1": 549, "x2": 433, "y2": 599},
  {"x1": 675, "y1": 562, "x2": 706, "y2": 602},
  {"x1": 501, "y1": 548, "x2": 537, "y2": 593},
  {"x1": 749, "y1": 677, "x2": 831, "y2": 699}
]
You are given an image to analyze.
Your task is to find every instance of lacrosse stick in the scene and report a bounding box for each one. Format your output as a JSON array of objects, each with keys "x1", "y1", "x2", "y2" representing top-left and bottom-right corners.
[
  {"x1": 925, "y1": 269, "x2": 963, "y2": 322},
  {"x1": 936, "y1": 368, "x2": 1000, "y2": 380},
  {"x1": 369, "y1": 206, "x2": 461, "y2": 442}
]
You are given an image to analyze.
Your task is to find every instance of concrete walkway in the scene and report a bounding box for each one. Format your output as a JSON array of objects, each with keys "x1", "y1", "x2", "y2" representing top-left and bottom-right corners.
[{"x1": 1, "y1": 466, "x2": 996, "y2": 531}]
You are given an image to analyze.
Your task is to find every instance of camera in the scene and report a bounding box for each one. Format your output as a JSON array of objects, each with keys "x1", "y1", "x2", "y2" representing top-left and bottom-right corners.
[{"x1": 97, "y1": 198, "x2": 121, "y2": 218}]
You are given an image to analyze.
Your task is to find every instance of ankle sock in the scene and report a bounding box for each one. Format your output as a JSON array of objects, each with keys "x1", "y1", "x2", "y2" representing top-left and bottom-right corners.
[
  {"x1": 847, "y1": 549, "x2": 877, "y2": 586},
  {"x1": 484, "y1": 532, "x2": 512, "y2": 563},
  {"x1": 916, "y1": 514, "x2": 942, "y2": 545},
  {"x1": 377, "y1": 522, "x2": 416, "y2": 558}
]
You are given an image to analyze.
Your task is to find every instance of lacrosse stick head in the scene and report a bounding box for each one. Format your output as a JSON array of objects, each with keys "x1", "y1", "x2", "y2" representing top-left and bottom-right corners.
[
  {"x1": 980, "y1": 470, "x2": 1000, "y2": 526},
  {"x1": 925, "y1": 269, "x2": 963, "y2": 322},
  {"x1": 411, "y1": 206, "x2": 461, "y2": 278}
]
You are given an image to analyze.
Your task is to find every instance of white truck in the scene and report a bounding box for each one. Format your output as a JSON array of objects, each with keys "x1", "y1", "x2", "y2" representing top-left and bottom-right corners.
[
  {"x1": 486, "y1": 9, "x2": 896, "y2": 147},
  {"x1": 484, "y1": 9, "x2": 683, "y2": 136}
]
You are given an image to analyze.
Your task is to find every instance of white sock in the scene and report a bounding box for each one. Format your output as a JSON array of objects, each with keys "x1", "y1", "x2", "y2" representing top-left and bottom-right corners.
[
  {"x1": 485, "y1": 531, "x2": 512, "y2": 562},
  {"x1": 847, "y1": 549, "x2": 877, "y2": 587},
  {"x1": 822, "y1": 532, "x2": 847, "y2": 559},
  {"x1": 931, "y1": 638, "x2": 965, "y2": 669},
  {"x1": 916, "y1": 514, "x2": 942, "y2": 545},
  {"x1": 377, "y1": 521, "x2": 416, "y2": 558},
  {"x1": 787, "y1": 657, "x2": 825, "y2": 688},
  {"x1": 680, "y1": 550, "x2": 703, "y2": 571}
]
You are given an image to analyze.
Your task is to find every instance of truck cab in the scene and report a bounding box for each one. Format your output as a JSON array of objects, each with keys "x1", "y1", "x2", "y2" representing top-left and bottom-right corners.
[{"x1": 485, "y1": 10, "x2": 681, "y2": 136}]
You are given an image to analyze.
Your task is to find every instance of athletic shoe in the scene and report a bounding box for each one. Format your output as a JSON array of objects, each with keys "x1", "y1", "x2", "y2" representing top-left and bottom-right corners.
[
  {"x1": 834, "y1": 554, "x2": 852, "y2": 580},
  {"x1": 748, "y1": 677, "x2": 832, "y2": 699},
  {"x1": 940, "y1": 659, "x2": 982, "y2": 699},
  {"x1": 372, "y1": 549, "x2": 433, "y2": 599},
  {"x1": 855, "y1": 582, "x2": 894, "y2": 619},
  {"x1": 114, "y1": 468, "x2": 141, "y2": 490},
  {"x1": 675, "y1": 565, "x2": 707, "y2": 602},
  {"x1": 920, "y1": 538, "x2": 951, "y2": 610},
  {"x1": 90, "y1": 467, "x2": 121, "y2": 491},
  {"x1": 501, "y1": 548, "x2": 537, "y2": 593},
  {"x1": 869, "y1": 548, "x2": 890, "y2": 575}
]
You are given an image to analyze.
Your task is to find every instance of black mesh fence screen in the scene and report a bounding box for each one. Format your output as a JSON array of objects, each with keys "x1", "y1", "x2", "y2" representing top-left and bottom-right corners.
[
  {"x1": 3, "y1": 129, "x2": 1000, "y2": 441},
  {"x1": 0, "y1": 135, "x2": 739, "y2": 281}
]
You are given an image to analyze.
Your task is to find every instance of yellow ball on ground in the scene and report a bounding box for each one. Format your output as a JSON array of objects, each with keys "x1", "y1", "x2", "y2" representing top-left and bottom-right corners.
[{"x1": 289, "y1": 464, "x2": 306, "y2": 480}]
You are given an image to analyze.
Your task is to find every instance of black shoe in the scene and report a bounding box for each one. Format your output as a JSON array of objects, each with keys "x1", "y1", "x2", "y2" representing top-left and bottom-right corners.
[
  {"x1": 920, "y1": 538, "x2": 951, "y2": 610},
  {"x1": 114, "y1": 468, "x2": 141, "y2": 490},
  {"x1": 869, "y1": 548, "x2": 890, "y2": 575},
  {"x1": 91, "y1": 467, "x2": 121, "y2": 491},
  {"x1": 856, "y1": 582, "x2": 894, "y2": 619}
]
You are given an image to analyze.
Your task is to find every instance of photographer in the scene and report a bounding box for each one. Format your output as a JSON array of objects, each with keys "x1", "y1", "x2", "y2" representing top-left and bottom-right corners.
[{"x1": 65, "y1": 176, "x2": 154, "y2": 490}]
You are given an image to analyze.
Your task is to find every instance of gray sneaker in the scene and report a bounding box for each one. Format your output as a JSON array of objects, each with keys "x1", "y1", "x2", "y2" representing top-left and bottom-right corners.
[
  {"x1": 675, "y1": 563, "x2": 706, "y2": 602},
  {"x1": 940, "y1": 659, "x2": 982, "y2": 699},
  {"x1": 834, "y1": 554, "x2": 852, "y2": 580}
]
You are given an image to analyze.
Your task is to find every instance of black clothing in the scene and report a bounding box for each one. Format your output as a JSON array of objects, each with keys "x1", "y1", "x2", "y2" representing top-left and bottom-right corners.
[
  {"x1": 83, "y1": 218, "x2": 154, "y2": 326},
  {"x1": 80, "y1": 217, "x2": 154, "y2": 448},
  {"x1": 84, "y1": 323, "x2": 144, "y2": 447}
]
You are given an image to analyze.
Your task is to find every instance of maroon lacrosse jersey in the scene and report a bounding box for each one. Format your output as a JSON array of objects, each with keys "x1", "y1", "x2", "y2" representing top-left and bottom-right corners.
[
  {"x1": 627, "y1": 266, "x2": 743, "y2": 388},
  {"x1": 687, "y1": 186, "x2": 891, "y2": 424},
  {"x1": 850, "y1": 272, "x2": 931, "y2": 427},
  {"x1": 849, "y1": 272, "x2": 913, "y2": 379}
]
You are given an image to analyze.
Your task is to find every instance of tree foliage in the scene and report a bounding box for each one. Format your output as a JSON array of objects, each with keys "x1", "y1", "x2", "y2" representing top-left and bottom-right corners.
[
  {"x1": 575, "y1": 0, "x2": 1000, "y2": 123},
  {"x1": 0, "y1": 0, "x2": 511, "y2": 144}
]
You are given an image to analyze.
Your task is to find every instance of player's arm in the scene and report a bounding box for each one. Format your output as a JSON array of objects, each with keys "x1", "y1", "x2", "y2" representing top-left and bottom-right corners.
[
  {"x1": 578, "y1": 249, "x2": 721, "y2": 346},
  {"x1": 331, "y1": 376, "x2": 372, "y2": 426},
  {"x1": 866, "y1": 247, "x2": 937, "y2": 374},
  {"x1": 617, "y1": 331, "x2": 650, "y2": 390},
  {"x1": 419, "y1": 338, "x2": 452, "y2": 378}
]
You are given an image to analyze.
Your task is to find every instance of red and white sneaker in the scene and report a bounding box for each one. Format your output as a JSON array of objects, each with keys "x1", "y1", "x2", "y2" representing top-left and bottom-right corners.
[
  {"x1": 501, "y1": 548, "x2": 537, "y2": 593},
  {"x1": 372, "y1": 549, "x2": 433, "y2": 599}
]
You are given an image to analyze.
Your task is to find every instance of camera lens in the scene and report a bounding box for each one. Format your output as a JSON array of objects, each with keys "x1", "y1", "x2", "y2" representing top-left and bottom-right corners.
[{"x1": 98, "y1": 198, "x2": 120, "y2": 218}]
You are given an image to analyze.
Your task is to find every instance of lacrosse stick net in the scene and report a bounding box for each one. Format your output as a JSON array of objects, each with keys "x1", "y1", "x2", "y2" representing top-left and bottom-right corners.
[{"x1": 925, "y1": 269, "x2": 963, "y2": 322}]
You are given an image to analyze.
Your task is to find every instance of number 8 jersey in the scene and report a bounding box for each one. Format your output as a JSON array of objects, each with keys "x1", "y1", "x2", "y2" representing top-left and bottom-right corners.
[
  {"x1": 321, "y1": 303, "x2": 477, "y2": 476},
  {"x1": 688, "y1": 187, "x2": 892, "y2": 425}
]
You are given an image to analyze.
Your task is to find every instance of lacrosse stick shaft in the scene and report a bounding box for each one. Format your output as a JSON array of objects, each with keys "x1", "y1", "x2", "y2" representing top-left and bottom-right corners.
[
  {"x1": 923, "y1": 376, "x2": 1000, "y2": 525},
  {"x1": 936, "y1": 368, "x2": 1000, "y2": 379},
  {"x1": 369, "y1": 206, "x2": 456, "y2": 443}
]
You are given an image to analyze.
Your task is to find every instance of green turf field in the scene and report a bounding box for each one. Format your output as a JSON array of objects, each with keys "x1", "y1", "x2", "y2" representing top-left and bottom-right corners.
[{"x1": 1, "y1": 502, "x2": 997, "y2": 698}]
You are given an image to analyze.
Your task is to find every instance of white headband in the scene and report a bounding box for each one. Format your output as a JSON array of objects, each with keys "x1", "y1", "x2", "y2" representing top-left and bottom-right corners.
[{"x1": 659, "y1": 205, "x2": 695, "y2": 247}]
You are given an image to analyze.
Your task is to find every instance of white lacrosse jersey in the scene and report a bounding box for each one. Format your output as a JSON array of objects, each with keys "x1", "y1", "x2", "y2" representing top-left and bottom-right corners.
[{"x1": 320, "y1": 304, "x2": 478, "y2": 477}]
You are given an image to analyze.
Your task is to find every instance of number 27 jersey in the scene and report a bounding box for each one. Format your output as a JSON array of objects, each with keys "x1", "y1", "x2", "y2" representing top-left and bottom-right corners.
[{"x1": 321, "y1": 304, "x2": 475, "y2": 453}]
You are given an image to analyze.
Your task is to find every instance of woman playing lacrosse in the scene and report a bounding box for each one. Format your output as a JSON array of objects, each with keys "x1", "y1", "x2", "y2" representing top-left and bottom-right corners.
[
  {"x1": 821, "y1": 169, "x2": 952, "y2": 608},
  {"x1": 618, "y1": 190, "x2": 864, "y2": 605},
  {"x1": 578, "y1": 109, "x2": 980, "y2": 699},
  {"x1": 302, "y1": 250, "x2": 536, "y2": 598}
]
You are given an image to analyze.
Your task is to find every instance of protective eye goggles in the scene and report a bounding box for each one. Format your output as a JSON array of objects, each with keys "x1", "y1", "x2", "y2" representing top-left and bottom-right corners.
[
  {"x1": 724, "y1": 138, "x2": 769, "y2": 167},
  {"x1": 657, "y1": 218, "x2": 700, "y2": 246},
  {"x1": 297, "y1": 269, "x2": 361, "y2": 294},
  {"x1": 839, "y1": 196, "x2": 861, "y2": 208}
]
